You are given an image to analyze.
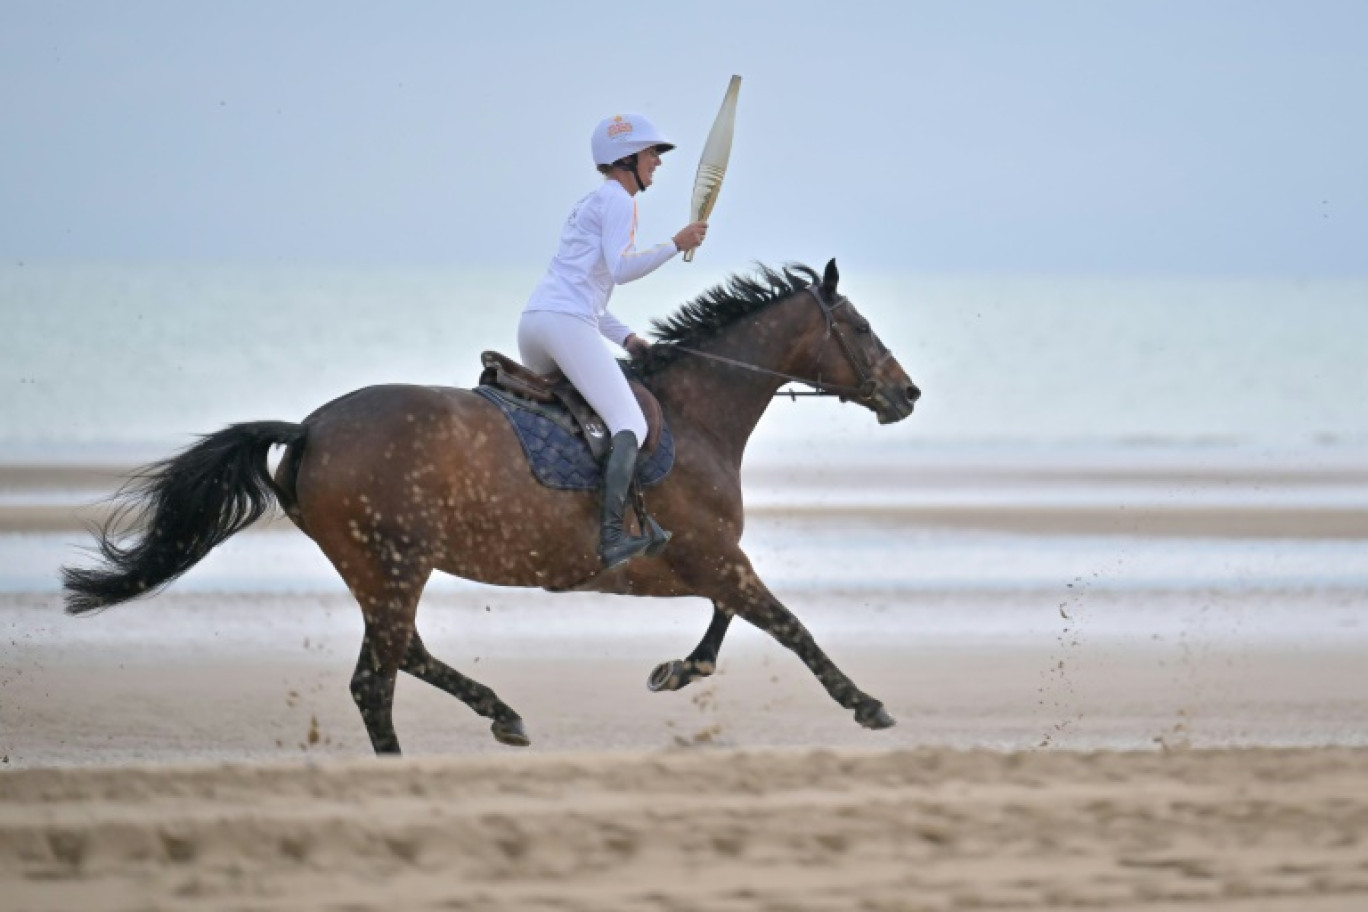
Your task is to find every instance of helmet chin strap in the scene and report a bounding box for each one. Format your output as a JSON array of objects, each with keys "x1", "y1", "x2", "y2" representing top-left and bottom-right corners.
[{"x1": 620, "y1": 154, "x2": 647, "y2": 193}]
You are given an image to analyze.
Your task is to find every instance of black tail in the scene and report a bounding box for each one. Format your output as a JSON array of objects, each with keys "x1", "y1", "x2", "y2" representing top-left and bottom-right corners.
[{"x1": 62, "y1": 421, "x2": 307, "y2": 614}]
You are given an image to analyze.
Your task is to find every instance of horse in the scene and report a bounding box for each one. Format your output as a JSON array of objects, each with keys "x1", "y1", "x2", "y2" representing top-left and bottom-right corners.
[{"x1": 62, "y1": 259, "x2": 921, "y2": 754}]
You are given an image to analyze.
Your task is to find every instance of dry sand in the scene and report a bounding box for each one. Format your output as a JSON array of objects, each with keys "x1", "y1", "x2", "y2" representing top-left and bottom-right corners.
[{"x1": 2, "y1": 746, "x2": 1366, "y2": 911}]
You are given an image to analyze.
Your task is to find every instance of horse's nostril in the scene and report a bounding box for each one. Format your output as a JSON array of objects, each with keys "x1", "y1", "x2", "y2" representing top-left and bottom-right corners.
[{"x1": 907, "y1": 385, "x2": 922, "y2": 403}]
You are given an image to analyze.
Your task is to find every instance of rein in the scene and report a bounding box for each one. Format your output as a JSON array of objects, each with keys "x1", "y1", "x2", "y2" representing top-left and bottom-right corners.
[{"x1": 668, "y1": 286, "x2": 885, "y2": 401}]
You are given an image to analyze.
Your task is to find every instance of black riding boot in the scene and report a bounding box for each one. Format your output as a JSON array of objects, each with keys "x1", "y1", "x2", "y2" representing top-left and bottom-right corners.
[{"x1": 600, "y1": 431, "x2": 652, "y2": 569}]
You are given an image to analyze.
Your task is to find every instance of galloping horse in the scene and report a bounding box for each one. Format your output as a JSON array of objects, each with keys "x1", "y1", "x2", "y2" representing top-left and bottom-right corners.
[{"x1": 63, "y1": 260, "x2": 921, "y2": 754}]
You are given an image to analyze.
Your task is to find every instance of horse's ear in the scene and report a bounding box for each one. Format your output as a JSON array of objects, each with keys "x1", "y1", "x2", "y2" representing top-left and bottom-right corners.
[{"x1": 822, "y1": 258, "x2": 839, "y2": 295}]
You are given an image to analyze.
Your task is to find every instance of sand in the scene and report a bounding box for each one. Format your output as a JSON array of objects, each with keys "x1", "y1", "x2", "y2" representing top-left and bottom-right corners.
[
  {"x1": 1, "y1": 746, "x2": 1366, "y2": 912},
  {"x1": 3, "y1": 582, "x2": 1366, "y2": 911},
  {"x1": 3, "y1": 455, "x2": 1367, "y2": 910}
]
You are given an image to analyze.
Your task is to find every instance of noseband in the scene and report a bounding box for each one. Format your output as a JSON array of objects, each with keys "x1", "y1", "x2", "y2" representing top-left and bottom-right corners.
[{"x1": 670, "y1": 285, "x2": 890, "y2": 402}]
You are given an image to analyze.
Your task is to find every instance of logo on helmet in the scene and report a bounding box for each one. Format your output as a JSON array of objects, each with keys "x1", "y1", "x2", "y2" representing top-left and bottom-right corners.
[{"x1": 607, "y1": 116, "x2": 633, "y2": 139}]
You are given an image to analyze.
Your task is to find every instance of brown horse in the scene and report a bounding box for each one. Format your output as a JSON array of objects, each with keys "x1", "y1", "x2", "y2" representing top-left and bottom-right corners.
[{"x1": 63, "y1": 260, "x2": 920, "y2": 754}]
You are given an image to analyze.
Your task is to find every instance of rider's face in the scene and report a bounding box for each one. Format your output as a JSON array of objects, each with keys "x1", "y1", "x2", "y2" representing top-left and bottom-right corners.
[{"x1": 635, "y1": 147, "x2": 663, "y2": 188}]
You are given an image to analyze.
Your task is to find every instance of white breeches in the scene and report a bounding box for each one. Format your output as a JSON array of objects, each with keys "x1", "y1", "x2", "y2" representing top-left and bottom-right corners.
[{"x1": 517, "y1": 310, "x2": 647, "y2": 441}]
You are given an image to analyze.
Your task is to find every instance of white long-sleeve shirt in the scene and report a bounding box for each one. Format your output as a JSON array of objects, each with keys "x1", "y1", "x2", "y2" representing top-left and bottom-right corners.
[{"x1": 522, "y1": 180, "x2": 678, "y2": 347}]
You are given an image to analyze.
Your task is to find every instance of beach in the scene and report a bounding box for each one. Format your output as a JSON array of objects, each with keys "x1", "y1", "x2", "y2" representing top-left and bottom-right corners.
[
  {"x1": 2, "y1": 449, "x2": 1367, "y2": 910},
  {"x1": 4, "y1": 747, "x2": 1367, "y2": 912},
  {"x1": 5, "y1": 0, "x2": 1368, "y2": 898}
]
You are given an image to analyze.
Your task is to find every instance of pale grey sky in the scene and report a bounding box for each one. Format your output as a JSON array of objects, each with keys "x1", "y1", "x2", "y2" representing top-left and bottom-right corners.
[{"x1": 3, "y1": 0, "x2": 1364, "y2": 275}]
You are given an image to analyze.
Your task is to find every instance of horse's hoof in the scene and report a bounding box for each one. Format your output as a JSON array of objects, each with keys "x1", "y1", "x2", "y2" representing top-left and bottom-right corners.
[
  {"x1": 647, "y1": 659, "x2": 714, "y2": 692},
  {"x1": 648, "y1": 661, "x2": 685, "y2": 692},
  {"x1": 856, "y1": 704, "x2": 896, "y2": 730},
  {"x1": 491, "y1": 718, "x2": 531, "y2": 747}
]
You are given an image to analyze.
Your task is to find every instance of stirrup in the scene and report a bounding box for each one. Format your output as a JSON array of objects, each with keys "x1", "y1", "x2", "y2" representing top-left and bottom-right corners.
[
  {"x1": 631, "y1": 481, "x2": 672, "y2": 558},
  {"x1": 643, "y1": 515, "x2": 672, "y2": 557}
]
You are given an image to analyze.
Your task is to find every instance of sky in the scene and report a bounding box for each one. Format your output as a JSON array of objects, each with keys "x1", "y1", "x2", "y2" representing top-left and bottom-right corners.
[{"x1": 2, "y1": 0, "x2": 1365, "y2": 276}]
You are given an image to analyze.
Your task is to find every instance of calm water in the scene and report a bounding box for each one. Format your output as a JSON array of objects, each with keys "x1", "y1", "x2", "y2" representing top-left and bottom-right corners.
[{"x1": 2, "y1": 260, "x2": 1366, "y2": 460}]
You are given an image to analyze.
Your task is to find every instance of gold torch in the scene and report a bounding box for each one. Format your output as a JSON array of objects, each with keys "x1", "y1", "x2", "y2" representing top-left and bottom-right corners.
[{"x1": 684, "y1": 75, "x2": 742, "y2": 262}]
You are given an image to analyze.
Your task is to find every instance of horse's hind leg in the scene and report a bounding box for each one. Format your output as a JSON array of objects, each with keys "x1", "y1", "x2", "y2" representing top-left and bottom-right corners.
[
  {"x1": 648, "y1": 603, "x2": 732, "y2": 692},
  {"x1": 334, "y1": 545, "x2": 430, "y2": 755},
  {"x1": 351, "y1": 626, "x2": 407, "y2": 754},
  {"x1": 402, "y1": 632, "x2": 530, "y2": 747}
]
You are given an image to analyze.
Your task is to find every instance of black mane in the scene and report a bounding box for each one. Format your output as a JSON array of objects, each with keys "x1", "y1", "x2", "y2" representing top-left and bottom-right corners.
[{"x1": 640, "y1": 263, "x2": 818, "y2": 373}]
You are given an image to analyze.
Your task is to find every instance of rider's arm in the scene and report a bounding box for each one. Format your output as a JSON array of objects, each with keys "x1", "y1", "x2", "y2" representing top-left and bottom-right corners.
[
  {"x1": 597, "y1": 308, "x2": 635, "y2": 348},
  {"x1": 600, "y1": 192, "x2": 677, "y2": 286}
]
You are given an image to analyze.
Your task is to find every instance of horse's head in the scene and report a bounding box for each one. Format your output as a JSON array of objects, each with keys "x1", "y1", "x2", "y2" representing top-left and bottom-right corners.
[
  {"x1": 644, "y1": 261, "x2": 920, "y2": 426},
  {"x1": 806, "y1": 259, "x2": 921, "y2": 424}
]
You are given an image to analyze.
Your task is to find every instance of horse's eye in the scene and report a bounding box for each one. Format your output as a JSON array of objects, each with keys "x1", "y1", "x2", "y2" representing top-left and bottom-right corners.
[{"x1": 854, "y1": 320, "x2": 871, "y2": 334}]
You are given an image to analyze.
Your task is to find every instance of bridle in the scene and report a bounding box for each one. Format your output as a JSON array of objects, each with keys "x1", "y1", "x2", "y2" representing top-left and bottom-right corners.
[{"x1": 669, "y1": 285, "x2": 891, "y2": 402}]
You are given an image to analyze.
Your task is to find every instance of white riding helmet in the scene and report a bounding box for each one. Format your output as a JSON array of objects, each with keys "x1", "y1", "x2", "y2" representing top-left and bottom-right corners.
[{"x1": 591, "y1": 113, "x2": 676, "y2": 167}]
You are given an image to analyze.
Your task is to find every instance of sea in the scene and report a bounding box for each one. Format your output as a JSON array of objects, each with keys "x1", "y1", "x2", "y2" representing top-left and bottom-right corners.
[
  {"x1": 2, "y1": 261, "x2": 1367, "y2": 457},
  {"x1": 2, "y1": 260, "x2": 1366, "y2": 648}
]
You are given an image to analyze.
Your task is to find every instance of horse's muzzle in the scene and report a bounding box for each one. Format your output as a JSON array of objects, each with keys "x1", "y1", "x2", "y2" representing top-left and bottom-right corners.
[{"x1": 875, "y1": 383, "x2": 921, "y2": 424}]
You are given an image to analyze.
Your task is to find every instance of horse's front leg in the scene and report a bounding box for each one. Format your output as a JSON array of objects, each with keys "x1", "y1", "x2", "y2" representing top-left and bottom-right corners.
[
  {"x1": 711, "y1": 568, "x2": 895, "y2": 730},
  {"x1": 647, "y1": 603, "x2": 731, "y2": 692}
]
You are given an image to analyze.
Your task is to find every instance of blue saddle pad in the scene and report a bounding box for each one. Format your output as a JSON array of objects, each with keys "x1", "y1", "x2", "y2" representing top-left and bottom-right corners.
[{"x1": 475, "y1": 386, "x2": 675, "y2": 491}]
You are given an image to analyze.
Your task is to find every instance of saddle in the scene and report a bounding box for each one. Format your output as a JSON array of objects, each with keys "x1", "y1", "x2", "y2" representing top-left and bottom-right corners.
[{"x1": 477, "y1": 351, "x2": 665, "y2": 463}]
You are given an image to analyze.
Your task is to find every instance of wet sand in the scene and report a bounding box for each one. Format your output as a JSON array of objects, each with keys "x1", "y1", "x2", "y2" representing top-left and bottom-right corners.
[{"x1": 8, "y1": 456, "x2": 1368, "y2": 539}]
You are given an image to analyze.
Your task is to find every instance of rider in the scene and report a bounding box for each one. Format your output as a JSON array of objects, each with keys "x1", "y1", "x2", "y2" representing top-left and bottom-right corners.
[{"x1": 519, "y1": 113, "x2": 708, "y2": 569}]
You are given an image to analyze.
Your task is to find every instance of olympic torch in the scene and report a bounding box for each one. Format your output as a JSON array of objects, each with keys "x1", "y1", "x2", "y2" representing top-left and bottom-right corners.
[{"x1": 684, "y1": 75, "x2": 742, "y2": 262}]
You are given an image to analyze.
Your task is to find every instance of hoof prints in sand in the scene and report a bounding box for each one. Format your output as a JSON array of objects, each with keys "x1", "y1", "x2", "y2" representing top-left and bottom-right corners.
[{"x1": 2, "y1": 748, "x2": 1368, "y2": 911}]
